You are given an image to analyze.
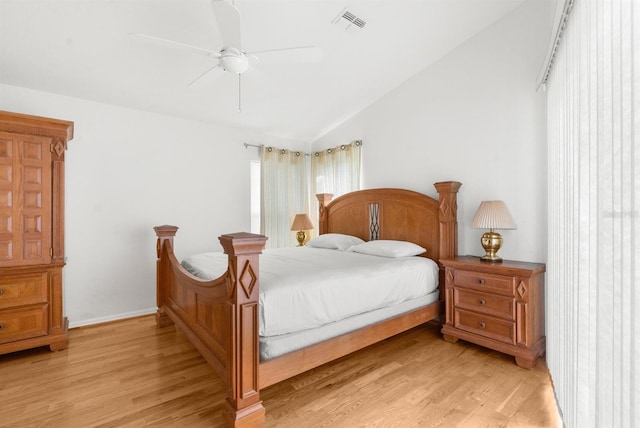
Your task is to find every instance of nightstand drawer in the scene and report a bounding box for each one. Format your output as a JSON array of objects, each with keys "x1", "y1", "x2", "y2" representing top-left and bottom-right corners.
[
  {"x1": 454, "y1": 309, "x2": 515, "y2": 344},
  {"x1": 0, "y1": 274, "x2": 48, "y2": 310},
  {"x1": 454, "y1": 270, "x2": 515, "y2": 296},
  {"x1": 455, "y1": 289, "x2": 515, "y2": 320},
  {"x1": 0, "y1": 306, "x2": 48, "y2": 344}
]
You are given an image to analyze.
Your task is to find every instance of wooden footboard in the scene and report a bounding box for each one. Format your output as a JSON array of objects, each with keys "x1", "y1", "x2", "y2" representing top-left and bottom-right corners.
[
  {"x1": 155, "y1": 227, "x2": 268, "y2": 427},
  {"x1": 154, "y1": 181, "x2": 461, "y2": 427}
]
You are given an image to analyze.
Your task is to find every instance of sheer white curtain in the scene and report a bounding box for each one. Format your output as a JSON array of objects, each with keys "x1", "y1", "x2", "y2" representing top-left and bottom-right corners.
[
  {"x1": 311, "y1": 141, "x2": 362, "y2": 197},
  {"x1": 260, "y1": 147, "x2": 309, "y2": 248},
  {"x1": 310, "y1": 141, "x2": 362, "y2": 232},
  {"x1": 545, "y1": 0, "x2": 639, "y2": 426}
]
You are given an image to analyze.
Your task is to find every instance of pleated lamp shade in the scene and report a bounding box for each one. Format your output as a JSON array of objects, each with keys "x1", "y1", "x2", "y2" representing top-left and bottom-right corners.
[{"x1": 471, "y1": 201, "x2": 517, "y2": 230}]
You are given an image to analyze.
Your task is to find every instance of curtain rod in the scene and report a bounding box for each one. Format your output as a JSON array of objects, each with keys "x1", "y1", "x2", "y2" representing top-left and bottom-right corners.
[
  {"x1": 244, "y1": 140, "x2": 362, "y2": 155},
  {"x1": 245, "y1": 143, "x2": 310, "y2": 156},
  {"x1": 536, "y1": 0, "x2": 574, "y2": 91}
]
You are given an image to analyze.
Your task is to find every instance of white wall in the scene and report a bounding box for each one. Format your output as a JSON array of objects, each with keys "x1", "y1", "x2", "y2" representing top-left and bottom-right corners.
[
  {"x1": 314, "y1": 0, "x2": 552, "y2": 264},
  {"x1": 0, "y1": 0, "x2": 552, "y2": 326},
  {"x1": 0, "y1": 84, "x2": 299, "y2": 326}
]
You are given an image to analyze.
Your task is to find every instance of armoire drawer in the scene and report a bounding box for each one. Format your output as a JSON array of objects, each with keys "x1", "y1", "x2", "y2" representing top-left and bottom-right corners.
[
  {"x1": 0, "y1": 273, "x2": 48, "y2": 310},
  {"x1": 0, "y1": 305, "x2": 49, "y2": 344}
]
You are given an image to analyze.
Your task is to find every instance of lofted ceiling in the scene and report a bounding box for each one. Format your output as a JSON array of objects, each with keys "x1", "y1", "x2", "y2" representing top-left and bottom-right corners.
[{"x1": 0, "y1": 0, "x2": 525, "y2": 141}]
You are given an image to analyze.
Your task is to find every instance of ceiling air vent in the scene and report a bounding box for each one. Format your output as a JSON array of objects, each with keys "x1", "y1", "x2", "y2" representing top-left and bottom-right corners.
[{"x1": 332, "y1": 8, "x2": 367, "y2": 30}]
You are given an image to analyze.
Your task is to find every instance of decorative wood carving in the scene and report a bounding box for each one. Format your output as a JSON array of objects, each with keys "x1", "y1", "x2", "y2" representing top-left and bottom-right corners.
[
  {"x1": 369, "y1": 203, "x2": 380, "y2": 240},
  {"x1": 316, "y1": 193, "x2": 333, "y2": 234},
  {"x1": 434, "y1": 181, "x2": 462, "y2": 261}
]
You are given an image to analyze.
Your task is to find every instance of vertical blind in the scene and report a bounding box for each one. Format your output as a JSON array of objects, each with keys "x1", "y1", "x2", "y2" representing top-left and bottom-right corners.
[{"x1": 546, "y1": 0, "x2": 639, "y2": 426}]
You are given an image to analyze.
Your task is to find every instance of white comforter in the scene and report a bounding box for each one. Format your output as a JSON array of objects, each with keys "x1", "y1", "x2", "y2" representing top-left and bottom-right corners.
[{"x1": 181, "y1": 247, "x2": 439, "y2": 337}]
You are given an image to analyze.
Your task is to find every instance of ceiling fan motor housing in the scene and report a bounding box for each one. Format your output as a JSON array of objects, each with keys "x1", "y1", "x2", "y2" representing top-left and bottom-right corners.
[{"x1": 220, "y1": 48, "x2": 249, "y2": 74}]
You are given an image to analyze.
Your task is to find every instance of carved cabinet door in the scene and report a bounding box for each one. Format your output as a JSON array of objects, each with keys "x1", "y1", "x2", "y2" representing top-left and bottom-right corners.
[{"x1": 0, "y1": 131, "x2": 52, "y2": 267}]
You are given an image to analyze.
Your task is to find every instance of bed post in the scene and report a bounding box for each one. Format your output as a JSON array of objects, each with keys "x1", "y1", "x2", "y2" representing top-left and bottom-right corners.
[
  {"x1": 434, "y1": 181, "x2": 462, "y2": 260},
  {"x1": 154, "y1": 225, "x2": 179, "y2": 328},
  {"x1": 316, "y1": 193, "x2": 334, "y2": 235},
  {"x1": 434, "y1": 182, "x2": 461, "y2": 310},
  {"x1": 219, "y1": 232, "x2": 268, "y2": 428}
]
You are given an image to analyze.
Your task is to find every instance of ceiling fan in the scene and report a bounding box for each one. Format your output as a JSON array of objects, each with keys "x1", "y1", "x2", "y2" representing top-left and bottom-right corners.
[{"x1": 133, "y1": 0, "x2": 322, "y2": 111}]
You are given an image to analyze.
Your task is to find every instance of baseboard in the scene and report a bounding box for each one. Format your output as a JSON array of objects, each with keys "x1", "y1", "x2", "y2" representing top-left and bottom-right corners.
[{"x1": 68, "y1": 308, "x2": 157, "y2": 328}]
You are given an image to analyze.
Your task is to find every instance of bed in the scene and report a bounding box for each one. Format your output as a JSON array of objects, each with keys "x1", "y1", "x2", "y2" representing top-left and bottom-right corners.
[{"x1": 154, "y1": 181, "x2": 461, "y2": 427}]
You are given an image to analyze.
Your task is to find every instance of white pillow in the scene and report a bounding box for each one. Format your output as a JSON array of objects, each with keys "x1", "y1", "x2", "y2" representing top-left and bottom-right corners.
[
  {"x1": 306, "y1": 233, "x2": 365, "y2": 251},
  {"x1": 348, "y1": 240, "x2": 426, "y2": 258}
]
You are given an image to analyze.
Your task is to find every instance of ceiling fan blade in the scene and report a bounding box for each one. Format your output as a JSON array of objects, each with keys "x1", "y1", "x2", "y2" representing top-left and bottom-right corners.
[
  {"x1": 211, "y1": 0, "x2": 242, "y2": 50},
  {"x1": 188, "y1": 63, "x2": 222, "y2": 87},
  {"x1": 131, "y1": 33, "x2": 220, "y2": 58},
  {"x1": 247, "y1": 46, "x2": 324, "y2": 64}
]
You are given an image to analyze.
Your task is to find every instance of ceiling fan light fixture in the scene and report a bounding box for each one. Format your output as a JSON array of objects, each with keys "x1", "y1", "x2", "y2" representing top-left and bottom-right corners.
[{"x1": 220, "y1": 48, "x2": 249, "y2": 74}]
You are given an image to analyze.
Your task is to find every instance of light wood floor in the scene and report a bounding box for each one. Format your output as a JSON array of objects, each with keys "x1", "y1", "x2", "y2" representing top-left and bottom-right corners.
[{"x1": 0, "y1": 316, "x2": 562, "y2": 427}]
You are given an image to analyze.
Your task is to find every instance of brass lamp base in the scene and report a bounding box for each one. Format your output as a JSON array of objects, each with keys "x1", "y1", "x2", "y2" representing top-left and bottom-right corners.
[
  {"x1": 480, "y1": 230, "x2": 503, "y2": 262},
  {"x1": 296, "y1": 230, "x2": 307, "y2": 246}
]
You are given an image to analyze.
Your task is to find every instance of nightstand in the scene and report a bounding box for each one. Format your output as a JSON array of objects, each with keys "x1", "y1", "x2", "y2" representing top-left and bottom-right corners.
[{"x1": 440, "y1": 256, "x2": 546, "y2": 368}]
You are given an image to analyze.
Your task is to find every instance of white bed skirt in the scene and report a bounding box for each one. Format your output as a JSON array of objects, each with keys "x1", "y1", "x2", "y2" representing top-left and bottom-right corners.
[{"x1": 259, "y1": 290, "x2": 439, "y2": 361}]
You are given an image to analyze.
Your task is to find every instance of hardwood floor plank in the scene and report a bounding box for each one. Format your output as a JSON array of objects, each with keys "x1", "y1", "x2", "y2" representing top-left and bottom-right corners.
[{"x1": 0, "y1": 316, "x2": 561, "y2": 427}]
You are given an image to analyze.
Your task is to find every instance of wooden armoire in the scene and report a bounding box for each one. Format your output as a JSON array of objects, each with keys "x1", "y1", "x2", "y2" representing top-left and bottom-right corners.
[{"x1": 0, "y1": 111, "x2": 74, "y2": 354}]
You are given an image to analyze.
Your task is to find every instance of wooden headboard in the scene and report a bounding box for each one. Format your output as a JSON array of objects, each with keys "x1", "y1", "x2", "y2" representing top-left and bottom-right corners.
[{"x1": 316, "y1": 181, "x2": 462, "y2": 265}]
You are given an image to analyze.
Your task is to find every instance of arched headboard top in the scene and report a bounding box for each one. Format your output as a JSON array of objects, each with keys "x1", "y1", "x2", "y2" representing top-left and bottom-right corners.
[{"x1": 316, "y1": 181, "x2": 461, "y2": 264}]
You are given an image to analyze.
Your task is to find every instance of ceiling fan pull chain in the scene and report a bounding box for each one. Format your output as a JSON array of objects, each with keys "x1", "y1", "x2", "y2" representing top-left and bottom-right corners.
[{"x1": 238, "y1": 73, "x2": 242, "y2": 113}]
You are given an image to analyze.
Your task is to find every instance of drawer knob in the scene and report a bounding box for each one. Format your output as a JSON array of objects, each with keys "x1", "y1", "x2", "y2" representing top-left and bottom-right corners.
[
  {"x1": 478, "y1": 278, "x2": 485, "y2": 284},
  {"x1": 0, "y1": 323, "x2": 5, "y2": 330},
  {"x1": 479, "y1": 322, "x2": 486, "y2": 329},
  {"x1": 479, "y1": 299, "x2": 486, "y2": 305},
  {"x1": 0, "y1": 288, "x2": 4, "y2": 296}
]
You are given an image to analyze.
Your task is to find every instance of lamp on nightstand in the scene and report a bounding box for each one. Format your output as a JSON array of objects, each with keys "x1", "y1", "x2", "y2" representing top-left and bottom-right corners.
[
  {"x1": 471, "y1": 200, "x2": 517, "y2": 262},
  {"x1": 291, "y1": 213, "x2": 314, "y2": 246}
]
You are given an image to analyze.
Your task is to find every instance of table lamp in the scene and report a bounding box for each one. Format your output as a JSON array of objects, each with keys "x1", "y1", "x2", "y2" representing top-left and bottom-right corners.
[
  {"x1": 471, "y1": 200, "x2": 517, "y2": 262},
  {"x1": 290, "y1": 213, "x2": 314, "y2": 246}
]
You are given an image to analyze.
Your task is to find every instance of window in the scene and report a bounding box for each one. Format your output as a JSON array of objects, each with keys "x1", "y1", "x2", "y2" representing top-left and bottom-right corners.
[{"x1": 253, "y1": 141, "x2": 362, "y2": 247}]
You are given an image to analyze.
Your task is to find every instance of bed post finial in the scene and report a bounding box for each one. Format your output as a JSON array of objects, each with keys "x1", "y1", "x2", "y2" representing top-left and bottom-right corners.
[
  {"x1": 219, "y1": 232, "x2": 268, "y2": 428},
  {"x1": 316, "y1": 193, "x2": 334, "y2": 235},
  {"x1": 154, "y1": 225, "x2": 178, "y2": 258},
  {"x1": 434, "y1": 181, "x2": 462, "y2": 260}
]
